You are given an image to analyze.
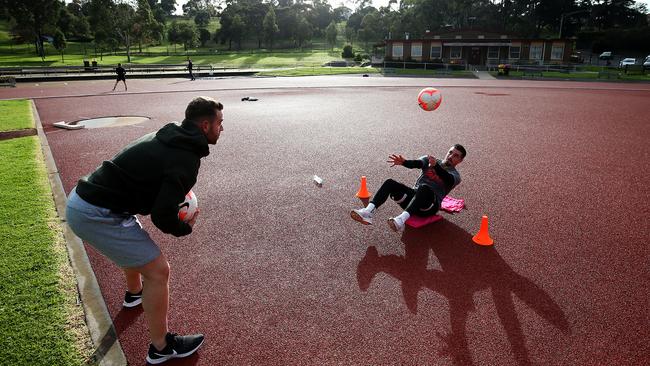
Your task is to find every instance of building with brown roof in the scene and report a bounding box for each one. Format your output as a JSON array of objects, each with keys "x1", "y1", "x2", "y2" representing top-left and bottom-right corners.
[{"x1": 384, "y1": 30, "x2": 573, "y2": 67}]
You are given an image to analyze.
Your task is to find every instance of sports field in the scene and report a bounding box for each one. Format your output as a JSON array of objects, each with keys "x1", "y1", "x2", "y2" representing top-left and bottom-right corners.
[{"x1": 2, "y1": 76, "x2": 648, "y2": 365}]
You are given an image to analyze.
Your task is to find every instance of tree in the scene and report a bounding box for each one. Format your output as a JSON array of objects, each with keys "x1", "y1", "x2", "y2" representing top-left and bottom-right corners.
[
  {"x1": 230, "y1": 14, "x2": 246, "y2": 49},
  {"x1": 183, "y1": 0, "x2": 218, "y2": 18},
  {"x1": 263, "y1": 6, "x2": 279, "y2": 49},
  {"x1": 160, "y1": 0, "x2": 177, "y2": 16},
  {"x1": 359, "y1": 10, "x2": 381, "y2": 49},
  {"x1": 53, "y1": 29, "x2": 66, "y2": 62},
  {"x1": 294, "y1": 14, "x2": 312, "y2": 48},
  {"x1": 114, "y1": 2, "x2": 136, "y2": 62},
  {"x1": 199, "y1": 28, "x2": 211, "y2": 46},
  {"x1": 167, "y1": 21, "x2": 181, "y2": 52},
  {"x1": 194, "y1": 9, "x2": 211, "y2": 28},
  {"x1": 344, "y1": 26, "x2": 356, "y2": 46},
  {"x1": 217, "y1": 3, "x2": 246, "y2": 50},
  {"x1": 325, "y1": 21, "x2": 337, "y2": 50},
  {"x1": 240, "y1": 0, "x2": 269, "y2": 49},
  {"x1": 4, "y1": 0, "x2": 61, "y2": 60},
  {"x1": 177, "y1": 22, "x2": 199, "y2": 50},
  {"x1": 87, "y1": 0, "x2": 116, "y2": 59},
  {"x1": 133, "y1": 0, "x2": 162, "y2": 53},
  {"x1": 309, "y1": 0, "x2": 333, "y2": 36}
]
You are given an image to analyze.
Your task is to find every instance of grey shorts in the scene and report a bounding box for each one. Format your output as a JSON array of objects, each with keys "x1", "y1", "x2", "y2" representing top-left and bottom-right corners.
[{"x1": 65, "y1": 187, "x2": 161, "y2": 268}]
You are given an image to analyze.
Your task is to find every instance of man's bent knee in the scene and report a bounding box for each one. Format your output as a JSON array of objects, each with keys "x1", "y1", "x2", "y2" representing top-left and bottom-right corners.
[{"x1": 136, "y1": 255, "x2": 170, "y2": 283}]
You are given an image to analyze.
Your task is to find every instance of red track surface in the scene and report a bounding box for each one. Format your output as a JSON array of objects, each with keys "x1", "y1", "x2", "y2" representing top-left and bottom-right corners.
[{"x1": 4, "y1": 76, "x2": 649, "y2": 365}]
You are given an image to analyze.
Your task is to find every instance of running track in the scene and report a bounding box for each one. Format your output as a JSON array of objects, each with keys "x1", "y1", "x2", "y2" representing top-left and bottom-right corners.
[{"x1": 3, "y1": 76, "x2": 649, "y2": 365}]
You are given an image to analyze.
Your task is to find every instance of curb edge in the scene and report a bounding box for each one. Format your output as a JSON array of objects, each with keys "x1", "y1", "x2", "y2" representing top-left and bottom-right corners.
[{"x1": 31, "y1": 100, "x2": 128, "y2": 366}]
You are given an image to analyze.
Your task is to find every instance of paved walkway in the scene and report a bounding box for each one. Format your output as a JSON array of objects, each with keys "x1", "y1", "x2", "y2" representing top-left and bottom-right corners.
[{"x1": 474, "y1": 70, "x2": 497, "y2": 79}]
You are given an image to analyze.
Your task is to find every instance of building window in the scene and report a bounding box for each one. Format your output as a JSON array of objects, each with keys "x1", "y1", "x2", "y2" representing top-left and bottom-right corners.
[
  {"x1": 509, "y1": 46, "x2": 520, "y2": 59},
  {"x1": 430, "y1": 46, "x2": 442, "y2": 59},
  {"x1": 393, "y1": 43, "x2": 403, "y2": 58},
  {"x1": 530, "y1": 45, "x2": 543, "y2": 60},
  {"x1": 488, "y1": 47, "x2": 499, "y2": 59},
  {"x1": 450, "y1": 46, "x2": 462, "y2": 59},
  {"x1": 455, "y1": 35, "x2": 462, "y2": 39},
  {"x1": 411, "y1": 43, "x2": 422, "y2": 58},
  {"x1": 551, "y1": 44, "x2": 564, "y2": 60},
  {"x1": 478, "y1": 35, "x2": 485, "y2": 39}
]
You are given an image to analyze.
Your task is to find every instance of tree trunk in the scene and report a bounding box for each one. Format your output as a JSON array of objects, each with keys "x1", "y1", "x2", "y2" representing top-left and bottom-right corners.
[
  {"x1": 61, "y1": 51, "x2": 64, "y2": 63},
  {"x1": 126, "y1": 35, "x2": 131, "y2": 63}
]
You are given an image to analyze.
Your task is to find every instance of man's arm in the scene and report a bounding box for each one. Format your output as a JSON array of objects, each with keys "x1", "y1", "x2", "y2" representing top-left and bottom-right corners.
[
  {"x1": 428, "y1": 156, "x2": 456, "y2": 188},
  {"x1": 387, "y1": 154, "x2": 425, "y2": 169},
  {"x1": 150, "y1": 177, "x2": 193, "y2": 237}
]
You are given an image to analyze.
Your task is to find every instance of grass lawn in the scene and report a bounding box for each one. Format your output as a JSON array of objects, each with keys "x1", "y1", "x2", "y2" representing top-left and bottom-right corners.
[
  {"x1": 257, "y1": 66, "x2": 378, "y2": 76},
  {"x1": 491, "y1": 70, "x2": 650, "y2": 81},
  {"x1": 392, "y1": 69, "x2": 475, "y2": 77},
  {"x1": 0, "y1": 46, "x2": 345, "y2": 68},
  {"x1": 0, "y1": 100, "x2": 34, "y2": 130},
  {"x1": 0, "y1": 19, "x2": 359, "y2": 68},
  {"x1": 0, "y1": 102, "x2": 90, "y2": 365}
]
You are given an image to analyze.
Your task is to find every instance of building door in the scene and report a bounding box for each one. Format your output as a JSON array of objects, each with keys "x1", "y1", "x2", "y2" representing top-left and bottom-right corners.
[{"x1": 470, "y1": 47, "x2": 481, "y2": 65}]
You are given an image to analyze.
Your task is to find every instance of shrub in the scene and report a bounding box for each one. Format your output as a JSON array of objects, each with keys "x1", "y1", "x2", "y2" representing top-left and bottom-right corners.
[
  {"x1": 0, "y1": 76, "x2": 16, "y2": 86},
  {"x1": 342, "y1": 44, "x2": 354, "y2": 58}
]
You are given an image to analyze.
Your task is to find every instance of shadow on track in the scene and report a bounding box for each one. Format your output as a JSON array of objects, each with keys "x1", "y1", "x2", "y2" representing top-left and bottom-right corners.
[{"x1": 357, "y1": 220, "x2": 569, "y2": 366}]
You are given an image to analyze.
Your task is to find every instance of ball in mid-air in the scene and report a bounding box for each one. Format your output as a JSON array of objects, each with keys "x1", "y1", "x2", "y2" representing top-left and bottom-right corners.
[{"x1": 417, "y1": 87, "x2": 442, "y2": 111}]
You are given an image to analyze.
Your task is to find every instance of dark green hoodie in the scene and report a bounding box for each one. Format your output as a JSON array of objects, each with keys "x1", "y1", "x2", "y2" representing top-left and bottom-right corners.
[{"x1": 76, "y1": 121, "x2": 209, "y2": 237}]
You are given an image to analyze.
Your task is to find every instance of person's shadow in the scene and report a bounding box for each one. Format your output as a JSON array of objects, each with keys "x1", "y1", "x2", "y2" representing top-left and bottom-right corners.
[{"x1": 357, "y1": 220, "x2": 570, "y2": 366}]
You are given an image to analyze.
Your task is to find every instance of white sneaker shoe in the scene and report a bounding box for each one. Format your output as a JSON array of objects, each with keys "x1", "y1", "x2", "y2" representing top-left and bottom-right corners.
[
  {"x1": 351, "y1": 208, "x2": 374, "y2": 225},
  {"x1": 388, "y1": 216, "x2": 406, "y2": 232}
]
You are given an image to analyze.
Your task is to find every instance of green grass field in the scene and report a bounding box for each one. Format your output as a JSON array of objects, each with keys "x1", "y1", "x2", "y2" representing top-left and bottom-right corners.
[
  {"x1": 0, "y1": 18, "x2": 358, "y2": 68},
  {"x1": 0, "y1": 100, "x2": 34, "y2": 130},
  {"x1": 0, "y1": 101, "x2": 90, "y2": 365},
  {"x1": 258, "y1": 66, "x2": 378, "y2": 77},
  {"x1": 391, "y1": 69, "x2": 475, "y2": 77}
]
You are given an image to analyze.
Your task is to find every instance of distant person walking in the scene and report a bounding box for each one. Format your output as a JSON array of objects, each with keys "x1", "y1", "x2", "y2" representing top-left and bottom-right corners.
[
  {"x1": 112, "y1": 63, "x2": 127, "y2": 91},
  {"x1": 188, "y1": 59, "x2": 195, "y2": 81}
]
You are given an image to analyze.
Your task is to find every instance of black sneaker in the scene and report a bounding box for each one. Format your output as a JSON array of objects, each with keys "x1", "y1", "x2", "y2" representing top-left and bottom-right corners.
[
  {"x1": 123, "y1": 290, "x2": 142, "y2": 308},
  {"x1": 146, "y1": 333, "x2": 205, "y2": 364}
]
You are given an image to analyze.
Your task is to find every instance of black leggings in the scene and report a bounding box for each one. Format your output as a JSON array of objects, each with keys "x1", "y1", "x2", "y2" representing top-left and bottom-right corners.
[{"x1": 370, "y1": 179, "x2": 439, "y2": 217}]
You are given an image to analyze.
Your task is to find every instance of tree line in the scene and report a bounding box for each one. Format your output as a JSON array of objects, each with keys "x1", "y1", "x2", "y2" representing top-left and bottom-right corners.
[{"x1": 1, "y1": 0, "x2": 648, "y2": 62}]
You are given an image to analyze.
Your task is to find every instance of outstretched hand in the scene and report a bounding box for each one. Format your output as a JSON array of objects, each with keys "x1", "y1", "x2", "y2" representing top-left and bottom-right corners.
[{"x1": 387, "y1": 154, "x2": 405, "y2": 167}]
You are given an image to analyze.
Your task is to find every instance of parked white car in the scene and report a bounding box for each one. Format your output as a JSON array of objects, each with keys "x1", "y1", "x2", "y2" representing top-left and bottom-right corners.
[
  {"x1": 599, "y1": 51, "x2": 612, "y2": 60},
  {"x1": 618, "y1": 58, "x2": 636, "y2": 68},
  {"x1": 643, "y1": 56, "x2": 650, "y2": 70}
]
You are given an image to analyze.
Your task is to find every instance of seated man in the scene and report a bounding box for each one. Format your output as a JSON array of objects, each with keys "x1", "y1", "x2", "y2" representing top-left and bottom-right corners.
[{"x1": 351, "y1": 144, "x2": 466, "y2": 232}]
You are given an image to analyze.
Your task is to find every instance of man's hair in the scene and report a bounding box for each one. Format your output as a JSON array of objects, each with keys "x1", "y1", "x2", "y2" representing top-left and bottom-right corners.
[
  {"x1": 117, "y1": 63, "x2": 121, "y2": 66},
  {"x1": 185, "y1": 96, "x2": 223, "y2": 123},
  {"x1": 453, "y1": 144, "x2": 467, "y2": 159}
]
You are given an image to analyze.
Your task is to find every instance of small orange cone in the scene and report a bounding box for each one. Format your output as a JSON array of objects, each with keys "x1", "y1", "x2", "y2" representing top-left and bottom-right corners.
[
  {"x1": 355, "y1": 176, "x2": 372, "y2": 199},
  {"x1": 472, "y1": 215, "x2": 494, "y2": 246}
]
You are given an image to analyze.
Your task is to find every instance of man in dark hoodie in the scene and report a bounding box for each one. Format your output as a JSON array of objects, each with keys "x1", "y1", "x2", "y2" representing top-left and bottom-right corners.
[{"x1": 65, "y1": 96, "x2": 223, "y2": 364}]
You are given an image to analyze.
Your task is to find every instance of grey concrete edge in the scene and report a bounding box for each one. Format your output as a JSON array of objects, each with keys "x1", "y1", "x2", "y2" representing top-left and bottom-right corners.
[{"x1": 31, "y1": 100, "x2": 127, "y2": 366}]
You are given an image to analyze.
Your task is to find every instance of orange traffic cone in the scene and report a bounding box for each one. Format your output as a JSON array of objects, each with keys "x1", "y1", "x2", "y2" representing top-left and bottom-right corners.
[
  {"x1": 355, "y1": 176, "x2": 372, "y2": 199},
  {"x1": 472, "y1": 215, "x2": 494, "y2": 246}
]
